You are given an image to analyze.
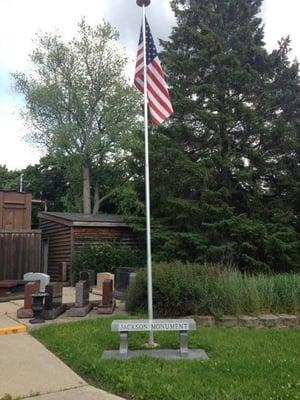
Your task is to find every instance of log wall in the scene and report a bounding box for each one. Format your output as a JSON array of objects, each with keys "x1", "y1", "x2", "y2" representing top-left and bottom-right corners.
[
  {"x1": 39, "y1": 219, "x2": 71, "y2": 281},
  {"x1": 73, "y1": 226, "x2": 142, "y2": 255}
]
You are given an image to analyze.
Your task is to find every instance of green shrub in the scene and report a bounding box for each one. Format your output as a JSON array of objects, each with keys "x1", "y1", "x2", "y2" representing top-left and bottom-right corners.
[
  {"x1": 73, "y1": 243, "x2": 146, "y2": 279},
  {"x1": 126, "y1": 262, "x2": 300, "y2": 317}
]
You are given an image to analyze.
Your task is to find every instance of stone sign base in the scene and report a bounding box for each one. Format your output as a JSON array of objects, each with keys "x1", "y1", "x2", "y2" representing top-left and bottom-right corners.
[
  {"x1": 17, "y1": 307, "x2": 33, "y2": 319},
  {"x1": 44, "y1": 304, "x2": 66, "y2": 320},
  {"x1": 102, "y1": 349, "x2": 208, "y2": 360},
  {"x1": 97, "y1": 299, "x2": 116, "y2": 315},
  {"x1": 66, "y1": 302, "x2": 93, "y2": 317}
]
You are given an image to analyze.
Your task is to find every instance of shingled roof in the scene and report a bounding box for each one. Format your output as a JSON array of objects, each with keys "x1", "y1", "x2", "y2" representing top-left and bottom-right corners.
[{"x1": 38, "y1": 212, "x2": 127, "y2": 227}]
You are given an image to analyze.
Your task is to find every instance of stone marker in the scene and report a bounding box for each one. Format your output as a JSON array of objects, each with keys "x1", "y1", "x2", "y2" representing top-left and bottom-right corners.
[
  {"x1": 97, "y1": 279, "x2": 116, "y2": 314},
  {"x1": 93, "y1": 272, "x2": 115, "y2": 295},
  {"x1": 115, "y1": 268, "x2": 135, "y2": 291},
  {"x1": 79, "y1": 270, "x2": 95, "y2": 288},
  {"x1": 44, "y1": 282, "x2": 66, "y2": 320},
  {"x1": 23, "y1": 273, "x2": 50, "y2": 292},
  {"x1": 102, "y1": 318, "x2": 209, "y2": 360},
  {"x1": 114, "y1": 268, "x2": 136, "y2": 299},
  {"x1": 17, "y1": 282, "x2": 40, "y2": 318},
  {"x1": 58, "y1": 262, "x2": 69, "y2": 286},
  {"x1": 67, "y1": 280, "x2": 93, "y2": 317}
]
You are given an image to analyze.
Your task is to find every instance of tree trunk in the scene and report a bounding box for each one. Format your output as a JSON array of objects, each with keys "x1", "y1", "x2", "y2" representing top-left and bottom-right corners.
[
  {"x1": 93, "y1": 189, "x2": 114, "y2": 214},
  {"x1": 82, "y1": 165, "x2": 91, "y2": 214},
  {"x1": 93, "y1": 184, "x2": 100, "y2": 214}
]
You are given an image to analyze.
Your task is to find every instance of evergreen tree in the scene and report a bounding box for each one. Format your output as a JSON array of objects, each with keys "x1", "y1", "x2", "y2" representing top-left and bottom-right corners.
[{"x1": 135, "y1": 0, "x2": 300, "y2": 272}]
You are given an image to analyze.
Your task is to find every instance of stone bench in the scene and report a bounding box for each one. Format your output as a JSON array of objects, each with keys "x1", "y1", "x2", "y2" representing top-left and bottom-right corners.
[{"x1": 111, "y1": 319, "x2": 196, "y2": 357}]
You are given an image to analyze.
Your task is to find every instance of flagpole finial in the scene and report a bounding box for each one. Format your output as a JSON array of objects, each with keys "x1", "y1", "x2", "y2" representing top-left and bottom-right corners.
[{"x1": 136, "y1": 0, "x2": 151, "y2": 7}]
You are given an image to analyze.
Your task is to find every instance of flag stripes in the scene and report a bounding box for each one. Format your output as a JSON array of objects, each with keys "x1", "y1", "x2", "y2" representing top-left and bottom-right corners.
[{"x1": 134, "y1": 17, "x2": 173, "y2": 125}]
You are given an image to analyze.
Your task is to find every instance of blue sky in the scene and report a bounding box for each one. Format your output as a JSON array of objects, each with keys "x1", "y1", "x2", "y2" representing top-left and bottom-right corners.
[{"x1": 0, "y1": 0, "x2": 299, "y2": 170}]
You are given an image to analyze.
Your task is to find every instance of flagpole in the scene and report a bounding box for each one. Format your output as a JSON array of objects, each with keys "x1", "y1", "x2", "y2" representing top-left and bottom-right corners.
[{"x1": 137, "y1": 0, "x2": 154, "y2": 346}]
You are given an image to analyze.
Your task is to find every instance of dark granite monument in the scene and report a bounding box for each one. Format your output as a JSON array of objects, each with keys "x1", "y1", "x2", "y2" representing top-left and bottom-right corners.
[
  {"x1": 79, "y1": 270, "x2": 95, "y2": 288},
  {"x1": 67, "y1": 280, "x2": 93, "y2": 317},
  {"x1": 44, "y1": 282, "x2": 66, "y2": 320}
]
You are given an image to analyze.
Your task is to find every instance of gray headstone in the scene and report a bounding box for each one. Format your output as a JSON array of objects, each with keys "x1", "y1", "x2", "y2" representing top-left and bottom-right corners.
[
  {"x1": 75, "y1": 280, "x2": 89, "y2": 308},
  {"x1": 23, "y1": 272, "x2": 50, "y2": 292}
]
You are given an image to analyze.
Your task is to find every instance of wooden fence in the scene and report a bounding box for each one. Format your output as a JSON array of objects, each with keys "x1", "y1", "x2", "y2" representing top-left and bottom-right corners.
[{"x1": 0, "y1": 230, "x2": 42, "y2": 280}]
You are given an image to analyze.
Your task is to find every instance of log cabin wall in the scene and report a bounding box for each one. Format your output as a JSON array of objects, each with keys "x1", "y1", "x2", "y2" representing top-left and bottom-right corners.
[
  {"x1": 0, "y1": 230, "x2": 41, "y2": 280},
  {"x1": 39, "y1": 212, "x2": 142, "y2": 282},
  {"x1": 39, "y1": 219, "x2": 71, "y2": 281},
  {"x1": 73, "y1": 226, "x2": 142, "y2": 256}
]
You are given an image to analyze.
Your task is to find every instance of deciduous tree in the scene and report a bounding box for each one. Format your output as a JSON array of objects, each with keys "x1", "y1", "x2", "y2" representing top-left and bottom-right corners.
[{"x1": 13, "y1": 19, "x2": 141, "y2": 214}]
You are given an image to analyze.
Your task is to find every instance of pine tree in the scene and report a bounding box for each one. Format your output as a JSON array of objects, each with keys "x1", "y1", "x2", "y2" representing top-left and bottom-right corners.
[{"x1": 140, "y1": 0, "x2": 300, "y2": 272}]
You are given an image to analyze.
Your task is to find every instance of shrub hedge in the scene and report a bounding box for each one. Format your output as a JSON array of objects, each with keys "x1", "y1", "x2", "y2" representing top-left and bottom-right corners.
[
  {"x1": 126, "y1": 262, "x2": 300, "y2": 317},
  {"x1": 73, "y1": 243, "x2": 146, "y2": 279}
]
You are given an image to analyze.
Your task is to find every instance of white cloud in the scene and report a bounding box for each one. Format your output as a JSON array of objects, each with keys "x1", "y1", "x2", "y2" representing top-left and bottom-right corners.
[
  {"x1": 0, "y1": 101, "x2": 43, "y2": 169},
  {"x1": 0, "y1": 0, "x2": 299, "y2": 171},
  {"x1": 264, "y1": 0, "x2": 300, "y2": 61},
  {"x1": 0, "y1": 0, "x2": 108, "y2": 71}
]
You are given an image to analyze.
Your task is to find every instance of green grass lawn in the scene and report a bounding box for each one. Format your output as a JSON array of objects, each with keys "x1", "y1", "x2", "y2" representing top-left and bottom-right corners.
[{"x1": 31, "y1": 318, "x2": 300, "y2": 400}]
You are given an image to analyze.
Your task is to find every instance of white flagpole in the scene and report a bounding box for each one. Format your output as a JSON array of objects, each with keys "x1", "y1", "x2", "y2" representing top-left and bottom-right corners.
[{"x1": 141, "y1": 3, "x2": 154, "y2": 346}]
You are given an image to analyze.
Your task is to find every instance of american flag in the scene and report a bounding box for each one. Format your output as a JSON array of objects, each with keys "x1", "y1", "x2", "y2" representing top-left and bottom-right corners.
[{"x1": 134, "y1": 17, "x2": 173, "y2": 125}]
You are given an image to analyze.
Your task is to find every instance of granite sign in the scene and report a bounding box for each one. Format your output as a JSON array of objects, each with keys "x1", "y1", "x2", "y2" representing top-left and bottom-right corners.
[
  {"x1": 104, "y1": 318, "x2": 209, "y2": 360},
  {"x1": 112, "y1": 319, "x2": 194, "y2": 332}
]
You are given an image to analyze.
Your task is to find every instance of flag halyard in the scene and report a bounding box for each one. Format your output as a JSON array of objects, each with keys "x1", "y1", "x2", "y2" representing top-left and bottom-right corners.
[{"x1": 134, "y1": 18, "x2": 173, "y2": 125}]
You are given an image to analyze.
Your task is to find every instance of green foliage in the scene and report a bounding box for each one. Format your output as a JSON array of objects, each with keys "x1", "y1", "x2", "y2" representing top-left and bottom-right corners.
[
  {"x1": 0, "y1": 165, "x2": 20, "y2": 191},
  {"x1": 22, "y1": 154, "x2": 80, "y2": 212},
  {"x1": 32, "y1": 319, "x2": 300, "y2": 400},
  {"x1": 127, "y1": 0, "x2": 300, "y2": 273},
  {"x1": 126, "y1": 262, "x2": 300, "y2": 317},
  {"x1": 73, "y1": 243, "x2": 146, "y2": 278},
  {"x1": 12, "y1": 18, "x2": 141, "y2": 213}
]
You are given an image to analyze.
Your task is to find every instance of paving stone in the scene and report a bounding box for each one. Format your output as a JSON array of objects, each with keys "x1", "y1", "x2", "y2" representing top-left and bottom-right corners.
[
  {"x1": 277, "y1": 314, "x2": 299, "y2": 328},
  {"x1": 238, "y1": 315, "x2": 260, "y2": 328},
  {"x1": 259, "y1": 314, "x2": 279, "y2": 328},
  {"x1": 218, "y1": 315, "x2": 238, "y2": 327},
  {"x1": 194, "y1": 315, "x2": 215, "y2": 327}
]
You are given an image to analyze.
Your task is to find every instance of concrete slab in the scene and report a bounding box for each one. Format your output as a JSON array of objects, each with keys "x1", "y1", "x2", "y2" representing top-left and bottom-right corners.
[
  {"x1": 102, "y1": 348, "x2": 209, "y2": 360},
  {"x1": 23, "y1": 386, "x2": 125, "y2": 400},
  {"x1": 0, "y1": 314, "x2": 18, "y2": 328},
  {"x1": 0, "y1": 314, "x2": 27, "y2": 335},
  {"x1": 0, "y1": 301, "x2": 19, "y2": 315},
  {"x1": 63, "y1": 287, "x2": 101, "y2": 304},
  {"x1": 0, "y1": 333, "x2": 86, "y2": 398},
  {"x1": 17, "y1": 305, "x2": 128, "y2": 330}
]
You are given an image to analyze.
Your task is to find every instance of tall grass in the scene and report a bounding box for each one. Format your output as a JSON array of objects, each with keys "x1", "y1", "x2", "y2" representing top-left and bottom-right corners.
[{"x1": 126, "y1": 262, "x2": 300, "y2": 317}]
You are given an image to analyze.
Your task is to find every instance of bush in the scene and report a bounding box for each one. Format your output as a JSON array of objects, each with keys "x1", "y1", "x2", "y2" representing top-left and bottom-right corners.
[
  {"x1": 126, "y1": 262, "x2": 300, "y2": 317},
  {"x1": 73, "y1": 243, "x2": 146, "y2": 279}
]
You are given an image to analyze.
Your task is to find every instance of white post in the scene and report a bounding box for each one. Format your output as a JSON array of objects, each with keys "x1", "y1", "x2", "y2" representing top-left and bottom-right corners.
[
  {"x1": 142, "y1": 5, "x2": 154, "y2": 346},
  {"x1": 20, "y1": 173, "x2": 24, "y2": 192}
]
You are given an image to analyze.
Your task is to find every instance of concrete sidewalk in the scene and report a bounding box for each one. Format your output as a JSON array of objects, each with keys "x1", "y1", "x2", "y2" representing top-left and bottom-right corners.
[
  {"x1": 0, "y1": 287, "x2": 126, "y2": 330},
  {"x1": 0, "y1": 333, "x2": 124, "y2": 399},
  {"x1": 0, "y1": 288, "x2": 126, "y2": 399}
]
